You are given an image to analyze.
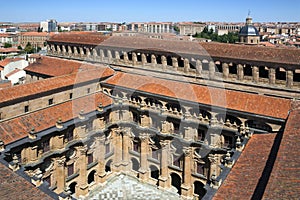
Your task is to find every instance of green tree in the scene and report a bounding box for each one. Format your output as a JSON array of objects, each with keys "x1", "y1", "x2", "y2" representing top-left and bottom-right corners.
[
  {"x1": 4, "y1": 43, "x2": 12, "y2": 48},
  {"x1": 24, "y1": 42, "x2": 34, "y2": 54}
]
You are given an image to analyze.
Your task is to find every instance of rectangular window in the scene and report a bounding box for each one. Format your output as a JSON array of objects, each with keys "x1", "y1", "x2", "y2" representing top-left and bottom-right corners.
[
  {"x1": 65, "y1": 128, "x2": 73, "y2": 142},
  {"x1": 87, "y1": 88, "x2": 90, "y2": 94},
  {"x1": 223, "y1": 135, "x2": 233, "y2": 148},
  {"x1": 133, "y1": 141, "x2": 140, "y2": 153},
  {"x1": 152, "y1": 148, "x2": 158, "y2": 160},
  {"x1": 88, "y1": 153, "x2": 93, "y2": 164},
  {"x1": 42, "y1": 140, "x2": 50, "y2": 152},
  {"x1": 0, "y1": 112, "x2": 2, "y2": 120},
  {"x1": 48, "y1": 98, "x2": 53, "y2": 105},
  {"x1": 43, "y1": 175, "x2": 51, "y2": 186},
  {"x1": 69, "y1": 93, "x2": 73, "y2": 99},
  {"x1": 197, "y1": 129, "x2": 205, "y2": 141},
  {"x1": 67, "y1": 164, "x2": 74, "y2": 177},
  {"x1": 105, "y1": 143, "x2": 110, "y2": 154},
  {"x1": 197, "y1": 163, "x2": 204, "y2": 175},
  {"x1": 173, "y1": 155, "x2": 182, "y2": 168},
  {"x1": 25, "y1": 105, "x2": 29, "y2": 113}
]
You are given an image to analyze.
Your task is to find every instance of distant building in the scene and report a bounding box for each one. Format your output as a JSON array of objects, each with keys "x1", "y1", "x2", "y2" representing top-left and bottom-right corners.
[
  {"x1": 127, "y1": 22, "x2": 172, "y2": 34},
  {"x1": 177, "y1": 22, "x2": 205, "y2": 35},
  {"x1": 40, "y1": 19, "x2": 57, "y2": 32},
  {"x1": 239, "y1": 16, "x2": 260, "y2": 44},
  {"x1": 18, "y1": 32, "x2": 55, "y2": 49}
]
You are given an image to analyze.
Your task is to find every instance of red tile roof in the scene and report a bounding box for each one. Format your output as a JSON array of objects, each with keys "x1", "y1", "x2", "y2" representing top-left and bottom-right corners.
[
  {"x1": 104, "y1": 72, "x2": 291, "y2": 119},
  {"x1": 0, "y1": 48, "x2": 20, "y2": 53},
  {"x1": 25, "y1": 56, "x2": 99, "y2": 76},
  {"x1": 213, "y1": 134, "x2": 276, "y2": 200},
  {"x1": 0, "y1": 162, "x2": 53, "y2": 200},
  {"x1": 5, "y1": 68, "x2": 23, "y2": 78},
  {"x1": 263, "y1": 101, "x2": 300, "y2": 199},
  {"x1": 0, "y1": 92, "x2": 112, "y2": 145},
  {"x1": 49, "y1": 34, "x2": 300, "y2": 66},
  {"x1": 0, "y1": 57, "x2": 23, "y2": 67},
  {"x1": 20, "y1": 32, "x2": 55, "y2": 37},
  {"x1": 0, "y1": 65, "x2": 114, "y2": 104},
  {"x1": 48, "y1": 32, "x2": 110, "y2": 45}
]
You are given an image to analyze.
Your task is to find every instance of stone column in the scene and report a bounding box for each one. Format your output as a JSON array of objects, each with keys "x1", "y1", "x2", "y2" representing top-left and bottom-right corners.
[
  {"x1": 222, "y1": 63, "x2": 229, "y2": 79},
  {"x1": 196, "y1": 59, "x2": 202, "y2": 76},
  {"x1": 139, "y1": 133, "x2": 150, "y2": 181},
  {"x1": 92, "y1": 48, "x2": 97, "y2": 59},
  {"x1": 79, "y1": 47, "x2": 84, "y2": 57},
  {"x1": 286, "y1": 70, "x2": 293, "y2": 88},
  {"x1": 209, "y1": 61, "x2": 215, "y2": 79},
  {"x1": 86, "y1": 48, "x2": 91, "y2": 58},
  {"x1": 53, "y1": 156, "x2": 66, "y2": 194},
  {"x1": 75, "y1": 145, "x2": 88, "y2": 196},
  {"x1": 95, "y1": 136, "x2": 106, "y2": 183},
  {"x1": 184, "y1": 58, "x2": 190, "y2": 73},
  {"x1": 107, "y1": 50, "x2": 112, "y2": 63},
  {"x1": 99, "y1": 49, "x2": 104, "y2": 61},
  {"x1": 141, "y1": 53, "x2": 147, "y2": 66},
  {"x1": 123, "y1": 52, "x2": 129, "y2": 64},
  {"x1": 111, "y1": 129, "x2": 122, "y2": 172},
  {"x1": 237, "y1": 64, "x2": 244, "y2": 81},
  {"x1": 68, "y1": 46, "x2": 73, "y2": 56},
  {"x1": 122, "y1": 128, "x2": 132, "y2": 171},
  {"x1": 269, "y1": 67, "x2": 276, "y2": 85},
  {"x1": 62, "y1": 45, "x2": 67, "y2": 56},
  {"x1": 74, "y1": 46, "x2": 79, "y2": 56},
  {"x1": 115, "y1": 51, "x2": 120, "y2": 63},
  {"x1": 172, "y1": 57, "x2": 178, "y2": 70},
  {"x1": 181, "y1": 147, "x2": 193, "y2": 198},
  {"x1": 57, "y1": 45, "x2": 61, "y2": 55},
  {"x1": 132, "y1": 52, "x2": 138, "y2": 66},
  {"x1": 159, "y1": 140, "x2": 171, "y2": 189},
  {"x1": 151, "y1": 54, "x2": 157, "y2": 67},
  {"x1": 161, "y1": 55, "x2": 167, "y2": 70},
  {"x1": 252, "y1": 66, "x2": 259, "y2": 83}
]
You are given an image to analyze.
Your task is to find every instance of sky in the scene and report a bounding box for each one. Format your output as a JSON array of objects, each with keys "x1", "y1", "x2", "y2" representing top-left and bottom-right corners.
[{"x1": 1, "y1": 0, "x2": 299, "y2": 23}]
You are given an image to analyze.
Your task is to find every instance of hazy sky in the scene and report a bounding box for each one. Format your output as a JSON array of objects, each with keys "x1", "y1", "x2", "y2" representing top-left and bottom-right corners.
[{"x1": 1, "y1": 0, "x2": 299, "y2": 23}]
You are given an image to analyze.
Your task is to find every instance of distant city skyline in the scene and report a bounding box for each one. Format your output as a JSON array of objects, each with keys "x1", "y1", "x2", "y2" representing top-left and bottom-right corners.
[{"x1": 1, "y1": 0, "x2": 300, "y2": 23}]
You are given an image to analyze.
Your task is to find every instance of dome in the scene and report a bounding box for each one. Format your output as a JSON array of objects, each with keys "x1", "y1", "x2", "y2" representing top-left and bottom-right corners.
[{"x1": 239, "y1": 25, "x2": 259, "y2": 36}]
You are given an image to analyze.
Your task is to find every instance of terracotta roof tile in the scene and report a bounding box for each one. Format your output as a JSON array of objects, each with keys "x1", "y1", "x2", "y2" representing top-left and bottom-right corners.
[
  {"x1": 0, "y1": 162, "x2": 53, "y2": 200},
  {"x1": 0, "y1": 92, "x2": 112, "y2": 145},
  {"x1": 0, "y1": 57, "x2": 24, "y2": 67},
  {"x1": 263, "y1": 101, "x2": 300, "y2": 199},
  {"x1": 20, "y1": 32, "x2": 55, "y2": 37},
  {"x1": 213, "y1": 134, "x2": 276, "y2": 200},
  {"x1": 48, "y1": 32, "x2": 110, "y2": 45},
  {"x1": 5, "y1": 68, "x2": 22, "y2": 78},
  {"x1": 25, "y1": 56, "x2": 99, "y2": 76},
  {"x1": 0, "y1": 65, "x2": 114, "y2": 104},
  {"x1": 56, "y1": 35, "x2": 300, "y2": 66},
  {"x1": 104, "y1": 72, "x2": 291, "y2": 119},
  {"x1": 0, "y1": 48, "x2": 20, "y2": 53}
]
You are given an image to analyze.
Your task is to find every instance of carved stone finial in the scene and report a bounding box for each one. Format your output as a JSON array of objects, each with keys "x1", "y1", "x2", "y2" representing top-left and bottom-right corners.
[
  {"x1": 98, "y1": 103, "x2": 103, "y2": 112},
  {"x1": 0, "y1": 140, "x2": 4, "y2": 152},
  {"x1": 28, "y1": 127, "x2": 36, "y2": 139},
  {"x1": 79, "y1": 110, "x2": 85, "y2": 120},
  {"x1": 56, "y1": 118, "x2": 63, "y2": 129}
]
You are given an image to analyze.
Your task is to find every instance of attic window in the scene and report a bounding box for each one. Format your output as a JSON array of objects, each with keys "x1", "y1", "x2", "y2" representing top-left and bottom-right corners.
[
  {"x1": 24, "y1": 105, "x2": 29, "y2": 113},
  {"x1": 48, "y1": 98, "x2": 53, "y2": 105}
]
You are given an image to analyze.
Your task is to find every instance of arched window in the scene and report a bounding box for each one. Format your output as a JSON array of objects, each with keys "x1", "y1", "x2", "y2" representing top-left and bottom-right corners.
[
  {"x1": 105, "y1": 160, "x2": 112, "y2": 172},
  {"x1": 88, "y1": 170, "x2": 96, "y2": 184},
  {"x1": 69, "y1": 182, "x2": 77, "y2": 195},
  {"x1": 194, "y1": 181, "x2": 206, "y2": 199},
  {"x1": 171, "y1": 173, "x2": 182, "y2": 195},
  {"x1": 131, "y1": 157, "x2": 140, "y2": 172}
]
